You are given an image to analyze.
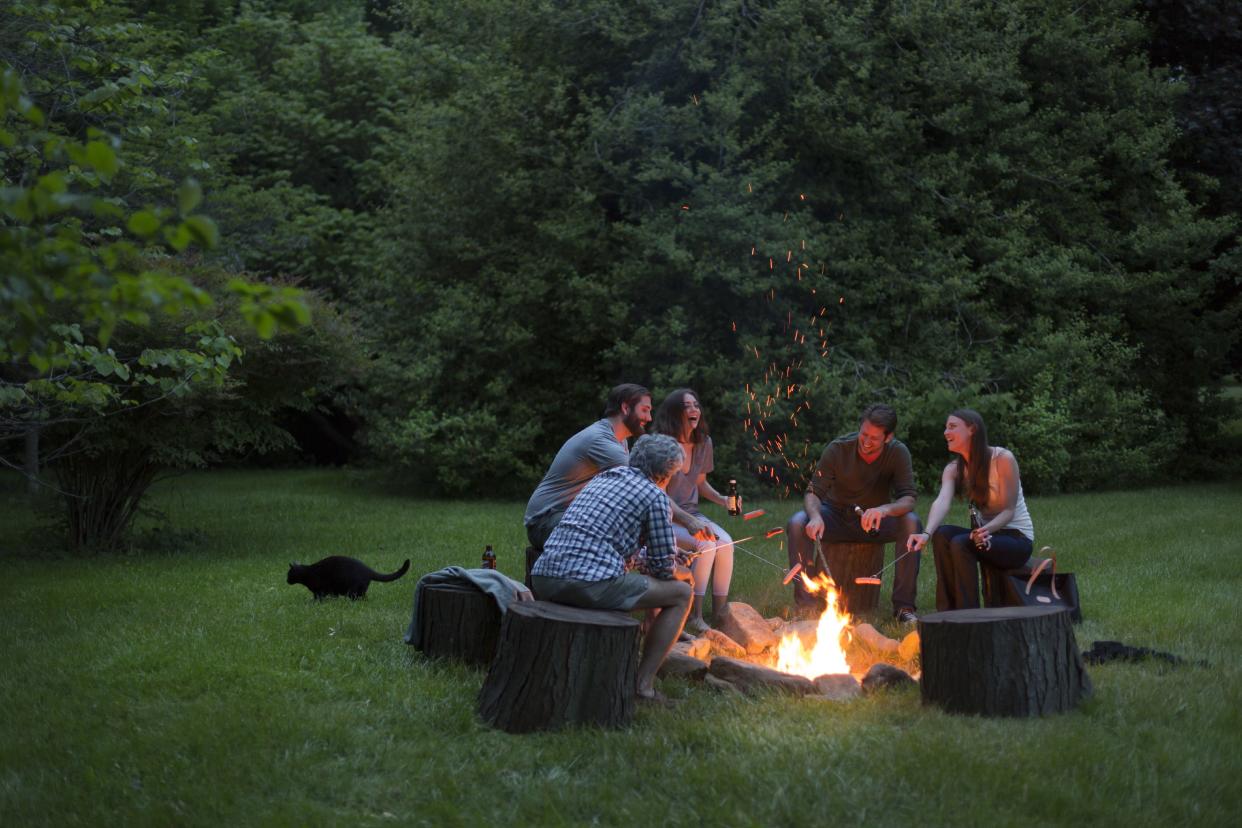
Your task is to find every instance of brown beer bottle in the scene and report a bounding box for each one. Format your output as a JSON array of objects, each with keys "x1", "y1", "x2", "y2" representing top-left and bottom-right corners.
[
  {"x1": 482, "y1": 545, "x2": 496, "y2": 570},
  {"x1": 727, "y1": 479, "x2": 741, "y2": 516}
]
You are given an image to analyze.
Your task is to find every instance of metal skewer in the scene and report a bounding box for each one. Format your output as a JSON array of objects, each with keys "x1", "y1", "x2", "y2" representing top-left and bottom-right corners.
[{"x1": 854, "y1": 545, "x2": 920, "y2": 585}]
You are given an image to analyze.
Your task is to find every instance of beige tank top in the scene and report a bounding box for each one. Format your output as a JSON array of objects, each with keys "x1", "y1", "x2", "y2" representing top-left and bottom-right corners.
[{"x1": 979, "y1": 447, "x2": 1034, "y2": 541}]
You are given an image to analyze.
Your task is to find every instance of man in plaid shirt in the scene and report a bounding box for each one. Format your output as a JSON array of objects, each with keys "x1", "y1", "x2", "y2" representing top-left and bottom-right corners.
[{"x1": 531, "y1": 434, "x2": 693, "y2": 703}]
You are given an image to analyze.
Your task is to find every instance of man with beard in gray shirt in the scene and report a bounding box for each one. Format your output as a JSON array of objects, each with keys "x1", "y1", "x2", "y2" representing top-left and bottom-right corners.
[{"x1": 524, "y1": 384, "x2": 653, "y2": 549}]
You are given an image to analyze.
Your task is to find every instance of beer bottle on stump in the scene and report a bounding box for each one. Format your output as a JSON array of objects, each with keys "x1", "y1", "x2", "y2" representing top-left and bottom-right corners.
[
  {"x1": 727, "y1": 479, "x2": 741, "y2": 516},
  {"x1": 482, "y1": 545, "x2": 496, "y2": 570}
]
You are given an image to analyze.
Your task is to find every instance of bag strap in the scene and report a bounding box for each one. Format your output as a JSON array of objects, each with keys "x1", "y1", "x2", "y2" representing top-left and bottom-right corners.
[{"x1": 1025, "y1": 545, "x2": 1059, "y2": 599}]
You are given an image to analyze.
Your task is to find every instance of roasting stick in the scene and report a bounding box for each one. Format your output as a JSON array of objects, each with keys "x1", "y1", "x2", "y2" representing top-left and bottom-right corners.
[
  {"x1": 854, "y1": 545, "x2": 919, "y2": 585},
  {"x1": 714, "y1": 536, "x2": 805, "y2": 585}
]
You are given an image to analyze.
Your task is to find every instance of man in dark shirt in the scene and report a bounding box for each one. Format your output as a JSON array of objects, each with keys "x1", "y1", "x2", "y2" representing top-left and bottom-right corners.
[{"x1": 786, "y1": 404, "x2": 923, "y2": 623}]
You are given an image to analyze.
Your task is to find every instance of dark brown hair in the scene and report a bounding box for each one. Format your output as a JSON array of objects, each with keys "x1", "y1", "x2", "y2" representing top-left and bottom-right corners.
[
  {"x1": 652, "y1": 388, "x2": 709, "y2": 444},
  {"x1": 860, "y1": 403, "x2": 897, "y2": 435},
  {"x1": 950, "y1": 408, "x2": 991, "y2": 505},
  {"x1": 602, "y1": 383, "x2": 650, "y2": 417}
]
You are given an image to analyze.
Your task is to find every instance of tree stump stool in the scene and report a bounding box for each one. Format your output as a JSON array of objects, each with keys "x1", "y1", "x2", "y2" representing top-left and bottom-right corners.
[
  {"x1": 824, "y1": 542, "x2": 886, "y2": 615},
  {"x1": 478, "y1": 600, "x2": 640, "y2": 733},
  {"x1": 919, "y1": 605, "x2": 1092, "y2": 717},
  {"x1": 415, "y1": 583, "x2": 502, "y2": 667}
]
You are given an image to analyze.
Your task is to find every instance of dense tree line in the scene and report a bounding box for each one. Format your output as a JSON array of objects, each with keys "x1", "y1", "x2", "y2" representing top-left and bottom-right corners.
[{"x1": 3, "y1": 0, "x2": 1238, "y2": 547}]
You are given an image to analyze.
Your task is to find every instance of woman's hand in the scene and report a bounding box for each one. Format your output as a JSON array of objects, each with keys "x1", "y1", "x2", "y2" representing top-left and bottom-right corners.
[
  {"x1": 970, "y1": 527, "x2": 992, "y2": 550},
  {"x1": 685, "y1": 514, "x2": 716, "y2": 541},
  {"x1": 907, "y1": 532, "x2": 929, "y2": 553}
]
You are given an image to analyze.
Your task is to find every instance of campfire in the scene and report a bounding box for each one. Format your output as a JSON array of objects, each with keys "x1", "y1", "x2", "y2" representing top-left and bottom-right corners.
[
  {"x1": 665, "y1": 573, "x2": 921, "y2": 698},
  {"x1": 774, "y1": 571, "x2": 852, "y2": 678}
]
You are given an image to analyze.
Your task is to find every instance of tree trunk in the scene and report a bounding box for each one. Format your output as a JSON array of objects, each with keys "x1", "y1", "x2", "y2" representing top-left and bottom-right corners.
[
  {"x1": 415, "y1": 583, "x2": 502, "y2": 667},
  {"x1": 478, "y1": 600, "x2": 640, "y2": 733},
  {"x1": 54, "y1": 449, "x2": 158, "y2": 551},
  {"x1": 23, "y1": 426, "x2": 40, "y2": 495},
  {"x1": 919, "y1": 605, "x2": 1092, "y2": 717},
  {"x1": 824, "y1": 542, "x2": 886, "y2": 615}
]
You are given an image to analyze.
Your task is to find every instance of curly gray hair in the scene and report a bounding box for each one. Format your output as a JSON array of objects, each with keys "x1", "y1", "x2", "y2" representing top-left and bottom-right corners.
[{"x1": 629, "y1": 433, "x2": 684, "y2": 484}]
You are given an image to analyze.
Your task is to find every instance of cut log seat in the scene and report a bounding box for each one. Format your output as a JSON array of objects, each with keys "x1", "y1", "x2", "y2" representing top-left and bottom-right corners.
[
  {"x1": 919, "y1": 605, "x2": 1092, "y2": 717},
  {"x1": 823, "y1": 542, "x2": 886, "y2": 615},
  {"x1": 478, "y1": 600, "x2": 640, "y2": 733},
  {"x1": 414, "y1": 582, "x2": 502, "y2": 667}
]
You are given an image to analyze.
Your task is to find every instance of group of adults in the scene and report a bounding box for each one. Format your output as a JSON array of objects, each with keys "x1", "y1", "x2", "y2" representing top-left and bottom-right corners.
[{"x1": 523, "y1": 384, "x2": 1036, "y2": 703}]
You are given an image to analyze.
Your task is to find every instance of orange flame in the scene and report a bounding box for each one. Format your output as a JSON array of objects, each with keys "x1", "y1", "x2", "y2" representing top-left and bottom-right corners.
[{"x1": 774, "y1": 572, "x2": 852, "y2": 678}]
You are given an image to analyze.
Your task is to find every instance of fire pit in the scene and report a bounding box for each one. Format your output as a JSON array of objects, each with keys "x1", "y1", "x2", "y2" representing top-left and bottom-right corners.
[{"x1": 664, "y1": 572, "x2": 920, "y2": 699}]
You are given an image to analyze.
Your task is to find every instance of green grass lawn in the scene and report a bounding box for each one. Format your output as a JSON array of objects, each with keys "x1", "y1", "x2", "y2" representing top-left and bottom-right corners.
[{"x1": 2, "y1": 470, "x2": 1240, "y2": 826}]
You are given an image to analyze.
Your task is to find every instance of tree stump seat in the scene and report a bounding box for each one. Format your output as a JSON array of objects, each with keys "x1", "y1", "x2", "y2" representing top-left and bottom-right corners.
[
  {"x1": 478, "y1": 599, "x2": 640, "y2": 733},
  {"x1": 823, "y1": 541, "x2": 886, "y2": 615},
  {"x1": 413, "y1": 582, "x2": 502, "y2": 667},
  {"x1": 919, "y1": 605, "x2": 1092, "y2": 717}
]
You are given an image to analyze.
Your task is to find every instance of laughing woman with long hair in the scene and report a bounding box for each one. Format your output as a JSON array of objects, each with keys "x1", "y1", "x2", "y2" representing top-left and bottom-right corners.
[
  {"x1": 651, "y1": 388, "x2": 734, "y2": 633},
  {"x1": 906, "y1": 408, "x2": 1034, "y2": 610}
]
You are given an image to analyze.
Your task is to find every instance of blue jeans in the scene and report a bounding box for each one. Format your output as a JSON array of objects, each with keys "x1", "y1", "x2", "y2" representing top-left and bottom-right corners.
[
  {"x1": 786, "y1": 503, "x2": 922, "y2": 613},
  {"x1": 932, "y1": 525, "x2": 1032, "y2": 611}
]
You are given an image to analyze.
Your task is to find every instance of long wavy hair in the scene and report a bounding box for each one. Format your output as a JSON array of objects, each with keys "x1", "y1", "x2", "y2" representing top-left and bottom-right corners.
[
  {"x1": 652, "y1": 388, "x2": 709, "y2": 444},
  {"x1": 950, "y1": 408, "x2": 991, "y2": 506}
]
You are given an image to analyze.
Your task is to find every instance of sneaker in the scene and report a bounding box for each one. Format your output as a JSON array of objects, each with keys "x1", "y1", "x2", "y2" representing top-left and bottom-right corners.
[
  {"x1": 895, "y1": 607, "x2": 919, "y2": 625},
  {"x1": 685, "y1": 617, "x2": 712, "y2": 635}
]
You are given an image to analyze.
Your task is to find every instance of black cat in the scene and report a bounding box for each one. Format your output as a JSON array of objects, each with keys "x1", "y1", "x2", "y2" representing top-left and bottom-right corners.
[{"x1": 286, "y1": 556, "x2": 410, "y2": 599}]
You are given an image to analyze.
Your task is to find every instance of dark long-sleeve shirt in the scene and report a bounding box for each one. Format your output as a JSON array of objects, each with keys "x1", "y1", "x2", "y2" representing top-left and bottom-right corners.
[{"x1": 808, "y1": 433, "x2": 916, "y2": 509}]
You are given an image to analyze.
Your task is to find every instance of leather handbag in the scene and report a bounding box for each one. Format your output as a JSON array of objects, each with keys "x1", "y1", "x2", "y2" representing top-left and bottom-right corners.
[{"x1": 983, "y1": 546, "x2": 1082, "y2": 622}]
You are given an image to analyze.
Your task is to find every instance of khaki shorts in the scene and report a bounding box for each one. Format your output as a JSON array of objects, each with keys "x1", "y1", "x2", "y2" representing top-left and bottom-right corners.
[{"x1": 531, "y1": 572, "x2": 651, "y2": 611}]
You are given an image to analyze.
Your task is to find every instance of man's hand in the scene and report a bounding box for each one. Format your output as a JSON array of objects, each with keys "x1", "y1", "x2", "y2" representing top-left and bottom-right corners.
[
  {"x1": 804, "y1": 512, "x2": 825, "y2": 541},
  {"x1": 672, "y1": 564, "x2": 695, "y2": 583},
  {"x1": 860, "y1": 506, "x2": 887, "y2": 533},
  {"x1": 907, "y1": 532, "x2": 929, "y2": 553}
]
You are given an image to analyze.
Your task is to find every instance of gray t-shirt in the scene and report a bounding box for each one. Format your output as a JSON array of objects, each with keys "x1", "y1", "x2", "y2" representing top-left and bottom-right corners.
[
  {"x1": 665, "y1": 437, "x2": 714, "y2": 514},
  {"x1": 524, "y1": 419, "x2": 629, "y2": 525}
]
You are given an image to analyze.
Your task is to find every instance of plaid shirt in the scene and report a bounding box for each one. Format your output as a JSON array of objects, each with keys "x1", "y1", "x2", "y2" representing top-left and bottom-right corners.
[{"x1": 531, "y1": 466, "x2": 678, "y2": 581}]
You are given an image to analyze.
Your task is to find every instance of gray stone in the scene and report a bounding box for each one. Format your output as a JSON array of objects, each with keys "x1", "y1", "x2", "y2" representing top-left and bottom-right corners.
[
  {"x1": 813, "y1": 673, "x2": 861, "y2": 700},
  {"x1": 861, "y1": 662, "x2": 917, "y2": 695},
  {"x1": 716, "y1": 602, "x2": 780, "y2": 655},
  {"x1": 659, "y1": 651, "x2": 709, "y2": 680},
  {"x1": 684, "y1": 636, "x2": 713, "y2": 661},
  {"x1": 703, "y1": 674, "x2": 741, "y2": 693},
  {"x1": 702, "y1": 628, "x2": 746, "y2": 659},
  {"x1": 707, "y1": 656, "x2": 818, "y2": 697}
]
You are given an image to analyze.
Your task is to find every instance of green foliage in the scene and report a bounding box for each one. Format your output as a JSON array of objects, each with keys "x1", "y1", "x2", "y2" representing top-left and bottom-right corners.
[
  {"x1": 0, "y1": 5, "x2": 330, "y2": 549},
  {"x1": 5, "y1": 0, "x2": 1235, "y2": 499},
  {"x1": 355, "y1": 0, "x2": 1234, "y2": 495}
]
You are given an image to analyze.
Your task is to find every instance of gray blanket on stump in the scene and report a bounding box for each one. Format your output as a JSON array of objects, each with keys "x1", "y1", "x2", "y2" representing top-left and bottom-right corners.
[{"x1": 404, "y1": 566, "x2": 531, "y2": 648}]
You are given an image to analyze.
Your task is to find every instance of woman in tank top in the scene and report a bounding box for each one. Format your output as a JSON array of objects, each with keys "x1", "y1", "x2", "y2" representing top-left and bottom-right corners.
[
  {"x1": 907, "y1": 408, "x2": 1034, "y2": 610},
  {"x1": 651, "y1": 388, "x2": 735, "y2": 633}
]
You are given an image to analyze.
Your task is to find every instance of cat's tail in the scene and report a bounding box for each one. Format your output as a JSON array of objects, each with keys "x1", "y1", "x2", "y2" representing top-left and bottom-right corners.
[{"x1": 375, "y1": 559, "x2": 411, "y2": 582}]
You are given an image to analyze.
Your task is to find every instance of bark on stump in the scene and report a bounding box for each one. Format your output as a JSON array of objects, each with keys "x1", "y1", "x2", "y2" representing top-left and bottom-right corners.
[
  {"x1": 823, "y1": 542, "x2": 886, "y2": 615},
  {"x1": 478, "y1": 600, "x2": 640, "y2": 733},
  {"x1": 919, "y1": 605, "x2": 1092, "y2": 717},
  {"x1": 415, "y1": 583, "x2": 502, "y2": 667}
]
